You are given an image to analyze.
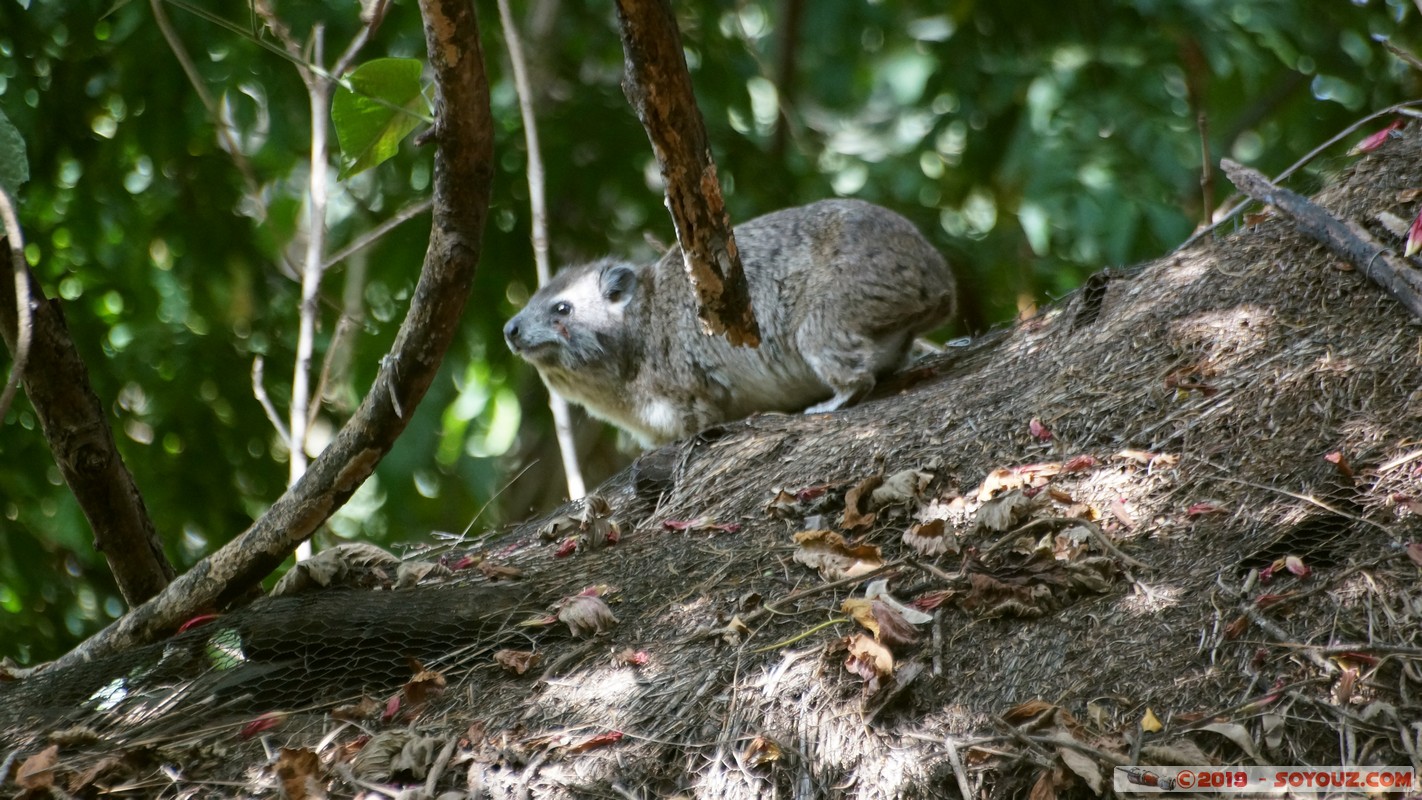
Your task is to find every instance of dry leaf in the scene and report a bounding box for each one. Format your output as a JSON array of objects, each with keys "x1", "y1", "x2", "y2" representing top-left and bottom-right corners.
[
  {"x1": 271, "y1": 542, "x2": 400, "y2": 596},
  {"x1": 1107, "y1": 498, "x2": 1136, "y2": 528},
  {"x1": 976, "y1": 490, "x2": 1034, "y2": 532},
  {"x1": 558, "y1": 594, "x2": 619, "y2": 637},
  {"x1": 478, "y1": 561, "x2": 522, "y2": 580},
  {"x1": 16, "y1": 744, "x2": 59, "y2": 790},
  {"x1": 538, "y1": 514, "x2": 580, "y2": 541},
  {"x1": 1057, "y1": 746, "x2": 1102, "y2": 794},
  {"x1": 792, "y1": 530, "x2": 883, "y2": 580},
  {"x1": 1004, "y1": 699, "x2": 1056, "y2": 724},
  {"x1": 395, "y1": 560, "x2": 451, "y2": 588},
  {"x1": 842, "y1": 475, "x2": 884, "y2": 530},
  {"x1": 493, "y1": 649, "x2": 542, "y2": 675},
  {"x1": 743, "y1": 735, "x2": 782, "y2": 766},
  {"x1": 870, "y1": 469, "x2": 932, "y2": 507},
  {"x1": 331, "y1": 696, "x2": 383, "y2": 722},
  {"x1": 568, "y1": 730, "x2": 623, "y2": 754},
  {"x1": 976, "y1": 463, "x2": 1062, "y2": 501},
  {"x1": 402, "y1": 662, "x2": 447, "y2": 709},
  {"x1": 1029, "y1": 766, "x2": 1064, "y2": 800},
  {"x1": 843, "y1": 633, "x2": 894, "y2": 694},
  {"x1": 275, "y1": 747, "x2": 325, "y2": 800},
  {"x1": 903, "y1": 518, "x2": 958, "y2": 556},
  {"x1": 1139, "y1": 707, "x2": 1162, "y2": 733},
  {"x1": 662, "y1": 517, "x2": 742, "y2": 534}
]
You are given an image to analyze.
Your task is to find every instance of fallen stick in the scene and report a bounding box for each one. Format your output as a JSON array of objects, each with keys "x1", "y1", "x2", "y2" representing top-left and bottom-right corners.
[{"x1": 1221, "y1": 158, "x2": 1422, "y2": 321}]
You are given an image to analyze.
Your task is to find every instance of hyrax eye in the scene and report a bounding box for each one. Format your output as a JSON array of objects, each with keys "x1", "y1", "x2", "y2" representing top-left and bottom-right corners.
[{"x1": 551, "y1": 300, "x2": 572, "y2": 317}]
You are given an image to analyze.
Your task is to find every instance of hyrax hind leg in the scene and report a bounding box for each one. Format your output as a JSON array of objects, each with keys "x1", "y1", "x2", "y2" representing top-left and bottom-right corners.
[{"x1": 799, "y1": 325, "x2": 914, "y2": 414}]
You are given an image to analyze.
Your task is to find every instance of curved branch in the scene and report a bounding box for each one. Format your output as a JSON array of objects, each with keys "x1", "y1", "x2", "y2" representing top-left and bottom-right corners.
[
  {"x1": 0, "y1": 193, "x2": 175, "y2": 606},
  {"x1": 53, "y1": 0, "x2": 495, "y2": 669}
]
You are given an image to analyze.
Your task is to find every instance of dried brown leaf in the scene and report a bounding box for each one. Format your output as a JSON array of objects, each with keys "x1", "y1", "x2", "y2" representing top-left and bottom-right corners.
[
  {"x1": 558, "y1": 594, "x2": 619, "y2": 637},
  {"x1": 842, "y1": 475, "x2": 884, "y2": 530},
  {"x1": 743, "y1": 735, "x2": 782, "y2": 766},
  {"x1": 976, "y1": 490, "x2": 1035, "y2": 532},
  {"x1": 275, "y1": 747, "x2": 325, "y2": 800},
  {"x1": 870, "y1": 469, "x2": 932, "y2": 507},
  {"x1": 16, "y1": 744, "x2": 59, "y2": 790},
  {"x1": 792, "y1": 530, "x2": 884, "y2": 580},
  {"x1": 903, "y1": 518, "x2": 958, "y2": 556},
  {"x1": 494, "y1": 649, "x2": 543, "y2": 675},
  {"x1": 843, "y1": 633, "x2": 894, "y2": 694}
]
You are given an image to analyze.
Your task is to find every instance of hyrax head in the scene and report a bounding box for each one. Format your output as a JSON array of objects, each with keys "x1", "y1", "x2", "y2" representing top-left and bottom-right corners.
[{"x1": 503, "y1": 258, "x2": 641, "y2": 373}]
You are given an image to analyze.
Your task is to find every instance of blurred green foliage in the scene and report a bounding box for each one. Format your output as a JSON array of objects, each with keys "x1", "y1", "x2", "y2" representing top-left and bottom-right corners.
[{"x1": 0, "y1": 0, "x2": 1416, "y2": 663}]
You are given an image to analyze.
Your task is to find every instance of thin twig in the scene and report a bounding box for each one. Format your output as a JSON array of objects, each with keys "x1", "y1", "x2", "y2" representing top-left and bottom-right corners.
[
  {"x1": 0, "y1": 187, "x2": 31, "y2": 423},
  {"x1": 1179, "y1": 100, "x2": 1422, "y2": 250},
  {"x1": 321, "y1": 197, "x2": 432, "y2": 271},
  {"x1": 251, "y1": 356, "x2": 292, "y2": 446},
  {"x1": 150, "y1": 0, "x2": 262, "y2": 199},
  {"x1": 496, "y1": 0, "x2": 586, "y2": 500},
  {"x1": 1378, "y1": 37, "x2": 1422, "y2": 73}
]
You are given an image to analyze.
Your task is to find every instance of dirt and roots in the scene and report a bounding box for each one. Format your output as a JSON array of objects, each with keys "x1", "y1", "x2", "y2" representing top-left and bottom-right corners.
[{"x1": 4, "y1": 132, "x2": 1422, "y2": 799}]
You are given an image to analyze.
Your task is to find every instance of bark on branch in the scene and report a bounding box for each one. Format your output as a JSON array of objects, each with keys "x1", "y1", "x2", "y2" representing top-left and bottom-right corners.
[
  {"x1": 52, "y1": 0, "x2": 495, "y2": 669},
  {"x1": 1221, "y1": 158, "x2": 1422, "y2": 320},
  {"x1": 0, "y1": 203, "x2": 174, "y2": 607},
  {"x1": 614, "y1": 0, "x2": 760, "y2": 347}
]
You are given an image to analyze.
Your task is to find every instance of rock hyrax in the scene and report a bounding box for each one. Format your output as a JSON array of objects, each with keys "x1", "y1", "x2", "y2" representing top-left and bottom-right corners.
[{"x1": 504, "y1": 199, "x2": 956, "y2": 447}]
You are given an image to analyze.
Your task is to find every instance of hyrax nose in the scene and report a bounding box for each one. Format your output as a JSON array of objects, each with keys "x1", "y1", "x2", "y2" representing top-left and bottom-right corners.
[{"x1": 503, "y1": 316, "x2": 522, "y2": 348}]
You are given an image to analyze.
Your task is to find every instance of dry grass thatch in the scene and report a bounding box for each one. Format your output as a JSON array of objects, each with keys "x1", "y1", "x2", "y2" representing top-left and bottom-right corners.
[{"x1": 4, "y1": 130, "x2": 1422, "y2": 799}]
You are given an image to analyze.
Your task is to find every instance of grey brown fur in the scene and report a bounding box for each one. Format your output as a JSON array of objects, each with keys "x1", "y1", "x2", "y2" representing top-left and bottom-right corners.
[{"x1": 503, "y1": 199, "x2": 956, "y2": 447}]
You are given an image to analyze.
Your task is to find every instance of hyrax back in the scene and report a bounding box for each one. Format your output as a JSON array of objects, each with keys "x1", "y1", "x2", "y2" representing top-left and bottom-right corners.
[{"x1": 503, "y1": 199, "x2": 955, "y2": 447}]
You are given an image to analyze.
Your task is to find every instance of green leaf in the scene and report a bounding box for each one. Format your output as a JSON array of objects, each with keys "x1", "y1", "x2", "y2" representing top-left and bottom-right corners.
[
  {"x1": 0, "y1": 107, "x2": 30, "y2": 196},
  {"x1": 331, "y1": 58, "x2": 427, "y2": 178}
]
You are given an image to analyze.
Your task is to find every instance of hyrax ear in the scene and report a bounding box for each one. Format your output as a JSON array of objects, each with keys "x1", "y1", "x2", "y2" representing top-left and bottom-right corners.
[{"x1": 599, "y1": 262, "x2": 639, "y2": 304}]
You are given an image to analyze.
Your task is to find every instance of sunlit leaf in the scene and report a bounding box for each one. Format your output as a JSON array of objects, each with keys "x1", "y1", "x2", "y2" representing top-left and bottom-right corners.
[{"x1": 332, "y1": 58, "x2": 427, "y2": 178}]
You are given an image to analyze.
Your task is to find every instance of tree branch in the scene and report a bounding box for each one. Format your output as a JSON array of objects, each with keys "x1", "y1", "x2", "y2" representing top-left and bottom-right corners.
[
  {"x1": 496, "y1": 0, "x2": 585, "y2": 500},
  {"x1": 52, "y1": 0, "x2": 495, "y2": 668},
  {"x1": 1221, "y1": 158, "x2": 1422, "y2": 320},
  {"x1": 0, "y1": 208, "x2": 175, "y2": 607},
  {"x1": 0, "y1": 187, "x2": 31, "y2": 423},
  {"x1": 613, "y1": 0, "x2": 760, "y2": 347}
]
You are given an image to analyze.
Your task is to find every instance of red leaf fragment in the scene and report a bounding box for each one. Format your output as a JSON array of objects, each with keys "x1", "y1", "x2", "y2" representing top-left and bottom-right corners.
[
  {"x1": 568, "y1": 730, "x2": 623, "y2": 753},
  {"x1": 1029, "y1": 417, "x2": 1053, "y2": 441},
  {"x1": 1061, "y1": 455, "x2": 1097, "y2": 473},
  {"x1": 1407, "y1": 542, "x2": 1422, "y2": 568},
  {"x1": 1349, "y1": 118, "x2": 1404, "y2": 155},
  {"x1": 1323, "y1": 451, "x2": 1354, "y2": 482},
  {"x1": 1186, "y1": 502, "x2": 1226, "y2": 517},
  {"x1": 1107, "y1": 498, "x2": 1136, "y2": 529},
  {"x1": 614, "y1": 649, "x2": 650, "y2": 667},
  {"x1": 1407, "y1": 206, "x2": 1422, "y2": 258},
  {"x1": 553, "y1": 538, "x2": 578, "y2": 558},
  {"x1": 797, "y1": 484, "x2": 830, "y2": 502},
  {"x1": 381, "y1": 694, "x2": 402, "y2": 722},
  {"x1": 451, "y1": 554, "x2": 481, "y2": 571},
  {"x1": 177, "y1": 613, "x2": 220, "y2": 633},
  {"x1": 1283, "y1": 555, "x2": 1309, "y2": 578},
  {"x1": 238, "y1": 712, "x2": 285, "y2": 740}
]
